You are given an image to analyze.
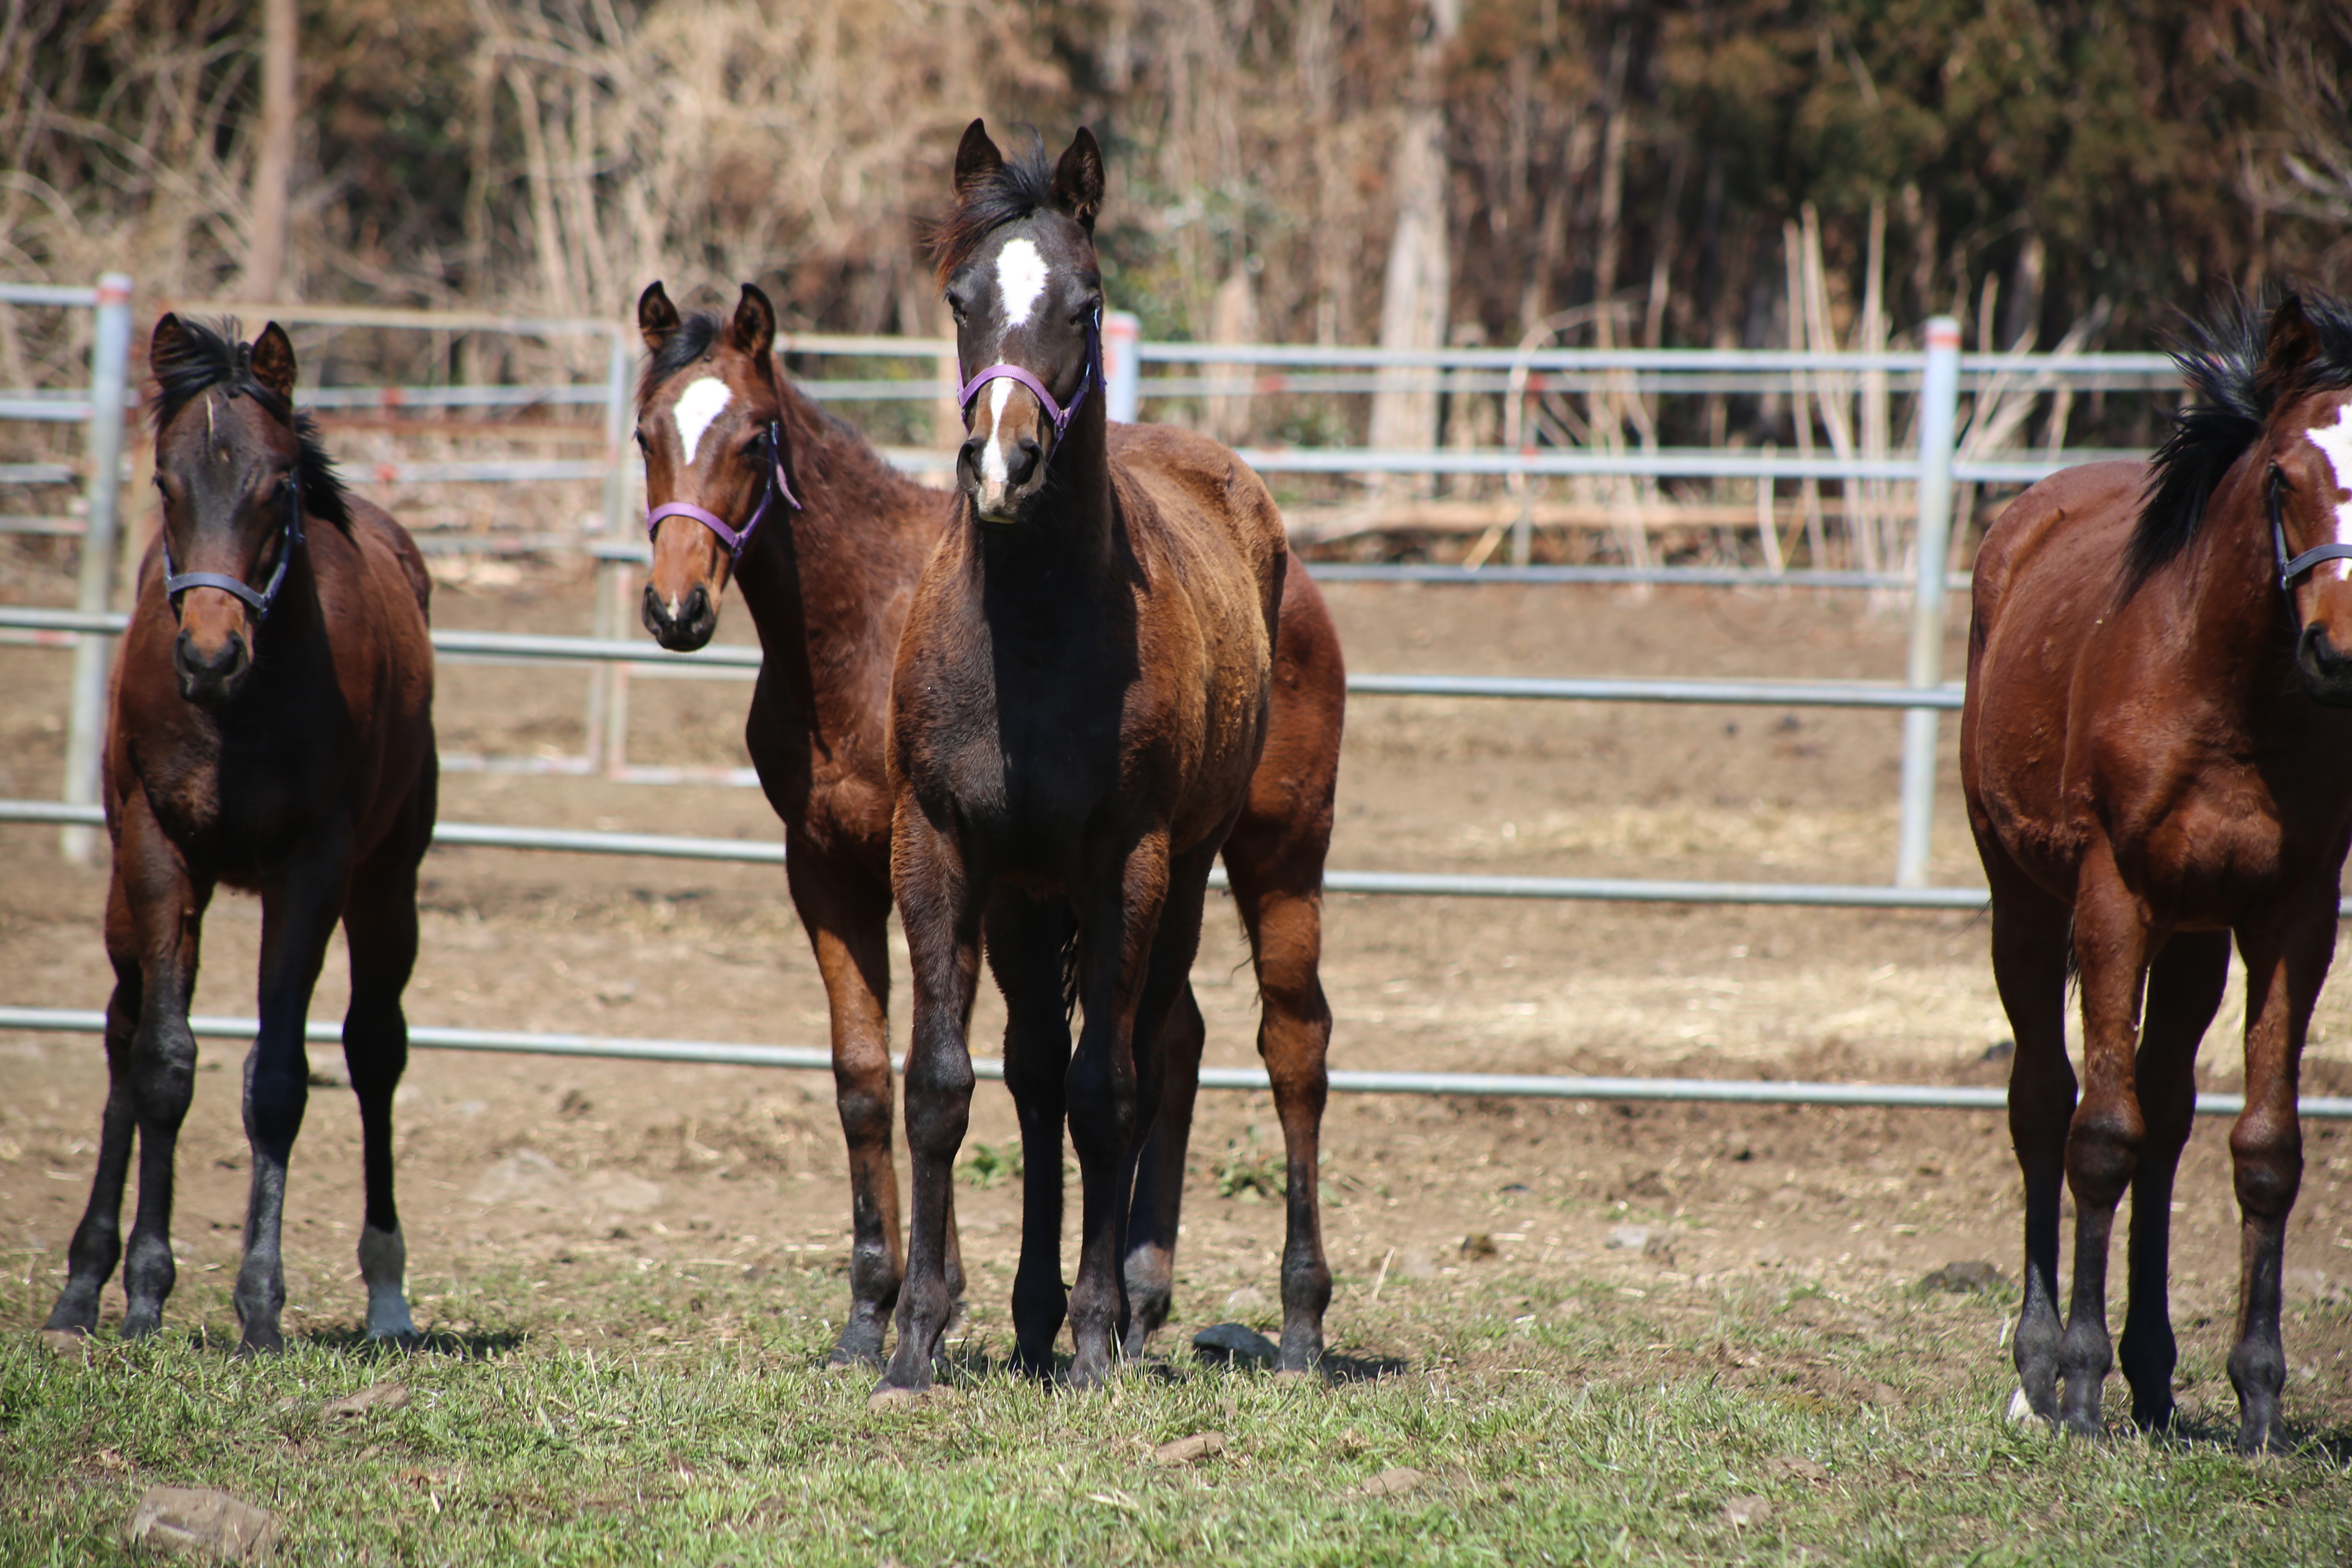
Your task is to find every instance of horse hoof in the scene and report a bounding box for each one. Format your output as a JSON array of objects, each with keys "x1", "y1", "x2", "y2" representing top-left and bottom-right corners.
[
  {"x1": 234, "y1": 1327, "x2": 286, "y2": 1357},
  {"x1": 120, "y1": 1308, "x2": 164, "y2": 1342},
  {"x1": 830, "y1": 1317, "x2": 888, "y2": 1368},
  {"x1": 38, "y1": 1328, "x2": 92, "y2": 1361},
  {"x1": 2003, "y1": 1388, "x2": 2040, "y2": 1426},
  {"x1": 868, "y1": 1383, "x2": 931, "y2": 1414}
]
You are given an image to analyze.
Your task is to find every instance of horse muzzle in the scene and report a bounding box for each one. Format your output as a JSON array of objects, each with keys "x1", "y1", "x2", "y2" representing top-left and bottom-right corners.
[
  {"x1": 174, "y1": 625, "x2": 252, "y2": 706},
  {"x1": 958, "y1": 430, "x2": 1045, "y2": 525},
  {"x1": 641, "y1": 581, "x2": 717, "y2": 652},
  {"x1": 2296, "y1": 623, "x2": 2352, "y2": 707}
]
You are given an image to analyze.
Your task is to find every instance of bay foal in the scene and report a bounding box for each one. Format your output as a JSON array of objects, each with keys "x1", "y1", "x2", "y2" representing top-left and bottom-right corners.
[
  {"x1": 634, "y1": 275, "x2": 1341, "y2": 1370},
  {"x1": 1965, "y1": 292, "x2": 2352, "y2": 1450},
  {"x1": 46, "y1": 316, "x2": 437, "y2": 1351},
  {"x1": 881, "y1": 121, "x2": 1287, "y2": 1392}
]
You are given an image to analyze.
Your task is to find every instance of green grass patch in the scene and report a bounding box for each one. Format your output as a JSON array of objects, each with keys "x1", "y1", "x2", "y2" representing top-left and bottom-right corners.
[{"x1": 5, "y1": 1256, "x2": 2350, "y2": 1564}]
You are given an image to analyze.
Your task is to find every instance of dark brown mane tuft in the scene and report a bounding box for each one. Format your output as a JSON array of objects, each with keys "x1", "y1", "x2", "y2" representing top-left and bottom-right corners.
[
  {"x1": 2130, "y1": 288, "x2": 2352, "y2": 588},
  {"x1": 924, "y1": 129, "x2": 1060, "y2": 284},
  {"x1": 149, "y1": 316, "x2": 350, "y2": 532}
]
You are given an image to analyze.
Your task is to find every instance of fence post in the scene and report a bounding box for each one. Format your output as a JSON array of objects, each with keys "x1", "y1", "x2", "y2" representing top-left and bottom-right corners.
[
  {"x1": 1103, "y1": 310, "x2": 1141, "y2": 424},
  {"x1": 1895, "y1": 316, "x2": 1962, "y2": 887},
  {"x1": 60, "y1": 273, "x2": 134, "y2": 864},
  {"x1": 591, "y1": 325, "x2": 632, "y2": 775}
]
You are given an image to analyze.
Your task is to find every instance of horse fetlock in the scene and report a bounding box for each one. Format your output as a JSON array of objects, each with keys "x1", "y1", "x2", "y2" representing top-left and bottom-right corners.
[
  {"x1": 233, "y1": 1252, "x2": 286, "y2": 1344},
  {"x1": 1277, "y1": 1316, "x2": 1325, "y2": 1374},
  {"x1": 829, "y1": 1312, "x2": 889, "y2": 1369},
  {"x1": 44, "y1": 1281, "x2": 104, "y2": 1334},
  {"x1": 121, "y1": 1232, "x2": 177, "y2": 1321},
  {"x1": 359, "y1": 1226, "x2": 416, "y2": 1341}
]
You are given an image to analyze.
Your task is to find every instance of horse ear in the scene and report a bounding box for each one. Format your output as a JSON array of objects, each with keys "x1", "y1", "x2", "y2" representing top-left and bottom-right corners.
[
  {"x1": 639, "y1": 281, "x2": 682, "y2": 354},
  {"x1": 1053, "y1": 127, "x2": 1105, "y2": 232},
  {"x1": 731, "y1": 283, "x2": 776, "y2": 361},
  {"x1": 249, "y1": 322, "x2": 298, "y2": 402},
  {"x1": 151, "y1": 312, "x2": 186, "y2": 370},
  {"x1": 954, "y1": 118, "x2": 1003, "y2": 198},
  {"x1": 2259, "y1": 292, "x2": 2320, "y2": 402}
]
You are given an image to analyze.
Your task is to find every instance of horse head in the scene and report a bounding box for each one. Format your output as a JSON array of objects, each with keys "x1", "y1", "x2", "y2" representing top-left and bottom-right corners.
[
  {"x1": 935, "y1": 120, "x2": 1106, "y2": 524},
  {"x1": 148, "y1": 314, "x2": 314, "y2": 707},
  {"x1": 2258, "y1": 295, "x2": 2352, "y2": 704},
  {"x1": 635, "y1": 280, "x2": 800, "y2": 652}
]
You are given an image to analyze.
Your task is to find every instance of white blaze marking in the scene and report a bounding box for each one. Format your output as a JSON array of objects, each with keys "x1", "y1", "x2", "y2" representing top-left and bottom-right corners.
[
  {"x1": 996, "y1": 238, "x2": 1050, "y2": 328},
  {"x1": 2306, "y1": 402, "x2": 2352, "y2": 579},
  {"x1": 980, "y1": 380, "x2": 1013, "y2": 487},
  {"x1": 673, "y1": 376, "x2": 733, "y2": 468}
]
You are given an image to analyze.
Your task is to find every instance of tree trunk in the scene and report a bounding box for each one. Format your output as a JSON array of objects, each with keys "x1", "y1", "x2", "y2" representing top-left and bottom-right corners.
[
  {"x1": 241, "y1": 0, "x2": 297, "y2": 303},
  {"x1": 1368, "y1": 0, "x2": 1459, "y2": 477}
]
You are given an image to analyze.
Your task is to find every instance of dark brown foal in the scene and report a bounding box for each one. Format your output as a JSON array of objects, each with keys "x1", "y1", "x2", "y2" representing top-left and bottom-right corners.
[
  {"x1": 1965, "y1": 291, "x2": 2352, "y2": 1450},
  {"x1": 46, "y1": 315, "x2": 437, "y2": 1352},
  {"x1": 632, "y1": 278, "x2": 1342, "y2": 1370}
]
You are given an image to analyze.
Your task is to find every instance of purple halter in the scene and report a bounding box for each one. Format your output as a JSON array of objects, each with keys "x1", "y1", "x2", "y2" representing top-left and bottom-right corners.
[
  {"x1": 956, "y1": 312, "x2": 1102, "y2": 448},
  {"x1": 644, "y1": 419, "x2": 801, "y2": 560},
  {"x1": 161, "y1": 479, "x2": 304, "y2": 621}
]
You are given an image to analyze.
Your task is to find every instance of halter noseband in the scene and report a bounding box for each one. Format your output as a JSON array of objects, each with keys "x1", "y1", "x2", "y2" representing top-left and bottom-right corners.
[
  {"x1": 161, "y1": 477, "x2": 304, "y2": 621},
  {"x1": 644, "y1": 419, "x2": 801, "y2": 561},
  {"x1": 956, "y1": 310, "x2": 1103, "y2": 452}
]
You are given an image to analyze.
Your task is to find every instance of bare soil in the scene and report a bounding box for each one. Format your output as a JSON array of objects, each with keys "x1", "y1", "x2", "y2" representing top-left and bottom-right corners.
[{"x1": 4, "y1": 541, "x2": 2350, "y2": 1428}]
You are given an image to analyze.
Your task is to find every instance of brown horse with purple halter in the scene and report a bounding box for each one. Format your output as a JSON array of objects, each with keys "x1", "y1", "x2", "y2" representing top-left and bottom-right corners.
[
  {"x1": 46, "y1": 315, "x2": 437, "y2": 1353},
  {"x1": 1965, "y1": 290, "x2": 2352, "y2": 1451},
  {"x1": 632, "y1": 267, "x2": 1343, "y2": 1373}
]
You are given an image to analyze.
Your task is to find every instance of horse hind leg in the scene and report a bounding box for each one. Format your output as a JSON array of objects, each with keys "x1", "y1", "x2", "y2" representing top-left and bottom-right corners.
[
  {"x1": 1989, "y1": 864, "x2": 2076, "y2": 1425},
  {"x1": 339, "y1": 823, "x2": 429, "y2": 1345},
  {"x1": 2118, "y1": 930, "x2": 2227, "y2": 1435}
]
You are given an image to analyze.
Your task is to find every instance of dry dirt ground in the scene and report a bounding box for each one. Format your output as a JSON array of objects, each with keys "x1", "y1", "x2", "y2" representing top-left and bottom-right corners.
[{"x1": 4, "y1": 543, "x2": 2351, "y2": 1430}]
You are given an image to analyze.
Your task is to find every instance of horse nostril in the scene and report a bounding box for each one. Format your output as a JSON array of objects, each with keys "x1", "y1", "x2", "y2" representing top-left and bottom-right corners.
[
  {"x1": 641, "y1": 584, "x2": 670, "y2": 634},
  {"x1": 1008, "y1": 439, "x2": 1041, "y2": 487},
  {"x1": 684, "y1": 586, "x2": 709, "y2": 627},
  {"x1": 958, "y1": 436, "x2": 985, "y2": 488}
]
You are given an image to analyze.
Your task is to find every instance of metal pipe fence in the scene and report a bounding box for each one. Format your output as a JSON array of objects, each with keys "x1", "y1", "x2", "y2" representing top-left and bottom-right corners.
[{"x1": 4, "y1": 1005, "x2": 2343, "y2": 1119}]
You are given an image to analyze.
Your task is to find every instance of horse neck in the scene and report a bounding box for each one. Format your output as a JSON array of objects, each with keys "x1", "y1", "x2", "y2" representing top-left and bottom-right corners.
[
  {"x1": 2174, "y1": 459, "x2": 2301, "y2": 697},
  {"x1": 728, "y1": 373, "x2": 934, "y2": 706},
  {"x1": 969, "y1": 402, "x2": 1120, "y2": 599}
]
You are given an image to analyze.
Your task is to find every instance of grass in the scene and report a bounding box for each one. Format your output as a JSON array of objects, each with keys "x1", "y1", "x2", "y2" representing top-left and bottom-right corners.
[{"x1": 4, "y1": 1252, "x2": 2351, "y2": 1566}]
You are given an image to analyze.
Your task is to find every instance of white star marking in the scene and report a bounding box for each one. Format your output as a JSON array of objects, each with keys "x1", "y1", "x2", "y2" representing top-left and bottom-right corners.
[
  {"x1": 995, "y1": 238, "x2": 1049, "y2": 329},
  {"x1": 2303, "y1": 401, "x2": 2352, "y2": 580},
  {"x1": 673, "y1": 376, "x2": 733, "y2": 468}
]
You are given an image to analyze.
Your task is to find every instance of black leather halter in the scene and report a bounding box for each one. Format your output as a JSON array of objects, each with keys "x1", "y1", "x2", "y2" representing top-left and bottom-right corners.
[{"x1": 161, "y1": 477, "x2": 304, "y2": 621}]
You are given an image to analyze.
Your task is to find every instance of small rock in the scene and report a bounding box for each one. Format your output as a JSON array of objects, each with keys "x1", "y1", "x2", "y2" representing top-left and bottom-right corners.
[
  {"x1": 1192, "y1": 1322, "x2": 1278, "y2": 1368},
  {"x1": 123, "y1": 1486, "x2": 281, "y2": 1564},
  {"x1": 1765, "y1": 1457, "x2": 1828, "y2": 1483},
  {"x1": 1920, "y1": 1261, "x2": 2009, "y2": 1294},
  {"x1": 39, "y1": 1328, "x2": 90, "y2": 1361},
  {"x1": 1723, "y1": 1495, "x2": 1772, "y2": 1528},
  {"x1": 467, "y1": 1150, "x2": 565, "y2": 1207},
  {"x1": 1149, "y1": 1431, "x2": 1227, "y2": 1466},
  {"x1": 1223, "y1": 1285, "x2": 1271, "y2": 1315},
  {"x1": 1460, "y1": 1232, "x2": 1498, "y2": 1260},
  {"x1": 1396, "y1": 1249, "x2": 1437, "y2": 1281},
  {"x1": 1352, "y1": 1466, "x2": 1426, "y2": 1499},
  {"x1": 322, "y1": 1381, "x2": 410, "y2": 1420},
  {"x1": 1606, "y1": 1225, "x2": 1651, "y2": 1251}
]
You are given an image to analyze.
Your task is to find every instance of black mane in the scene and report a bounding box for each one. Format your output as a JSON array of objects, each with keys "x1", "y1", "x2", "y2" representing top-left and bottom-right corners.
[
  {"x1": 2129, "y1": 290, "x2": 2352, "y2": 586},
  {"x1": 150, "y1": 316, "x2": 350, "y2": 531},
  {"x1": 927, "y1": 131, "x2": 1060, "y2": 283},
  {"x1": 637, "y1": 310, "x2": 725, "y2": 408}
]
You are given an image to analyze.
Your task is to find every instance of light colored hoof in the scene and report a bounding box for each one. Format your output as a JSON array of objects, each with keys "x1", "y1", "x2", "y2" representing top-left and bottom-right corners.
[
  {"x1": 2005, "y1": 1388, "x2": 2037, "y2": 1425},
  {"x1": 868, "y1": 1385, "x2": 930, "y2": 1414}
]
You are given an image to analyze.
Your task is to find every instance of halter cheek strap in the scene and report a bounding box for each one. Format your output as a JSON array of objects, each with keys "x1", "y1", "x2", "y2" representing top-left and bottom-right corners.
[
  {"x1": 956, "y1": 312, "x2": 1103, "y2": 450},
  {"x1": 161, "y1": 480, "x2": 304, "y2": 621},
  {"x1": 644, "y1": 420, "x2": 801, "y2": 560},
  {"x1": 2272, "y1": 476, "x2": 2352, "y2": 593}
]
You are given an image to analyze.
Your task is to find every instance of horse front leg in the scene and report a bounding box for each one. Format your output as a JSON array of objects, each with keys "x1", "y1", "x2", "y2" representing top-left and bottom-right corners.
[
  {"x1": 2226, "y1": 910, "x2": 2331, "y2": 1453},
  {"x1": 234, "y1": 843, "x2": 351, "y2": 1354},
  {"x1": 1986, "y1": 858, "x2": 2073, "y2": 1424},
  {"x1": 2118, "y1": 930, "x2": 2227, "y2": 1434},
  {"x1": 339, "y1": 802, "x2": 431, "y2": 1345},
  {"x1": 1065, "y1": 829, "x2": 1174, "y2": 1388},
  {"x1": 2056, "y1": 853, "x2": 2154, "y2": 1436},
  {"x1": 1122, "y1": 984, "x2": 1202, "y2": 1359},
  {"x1": 878, "y1": 808, "x2": 980, "y2": 1396},
  {"x1": 50, "y1": 822, "x2": 210, "y2": 1339},
  {"x1": 788, "y1": 847, "x2": 906, "y2": 1368},
  {"x1": 987, "y1": 889, "x2": 1076, "y2": 1375}
]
